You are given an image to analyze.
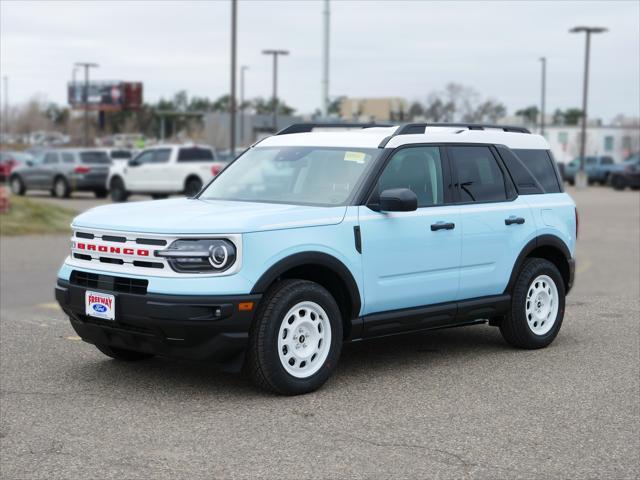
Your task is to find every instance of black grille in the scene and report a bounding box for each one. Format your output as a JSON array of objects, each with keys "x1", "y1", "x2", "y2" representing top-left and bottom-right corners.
[
  {"x1": 75, "y1": 232, "x2": 94, "y2": 239},
  {"x1": 136, "y1": 238, "x2": 167, "y2": 246},
  {"x1": 101, "y1": 235, "x2": 127, "y2": 243},
  {"x1": 78, "y1": 315, "x2": 155, "y2": 336},
  {"x1": 70, "y1": 270, "x2": 148, "y2": 295}
]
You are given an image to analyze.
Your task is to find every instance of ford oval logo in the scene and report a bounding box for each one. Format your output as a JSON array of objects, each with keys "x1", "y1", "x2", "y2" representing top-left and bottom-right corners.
[{"x1": 93, "y1": 304, "x2": 107, "y2": 313}]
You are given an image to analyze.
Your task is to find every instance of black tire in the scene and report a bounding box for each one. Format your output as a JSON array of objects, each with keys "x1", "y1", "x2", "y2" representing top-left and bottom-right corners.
[
  {"x1": 500, "y1": 258, "x2": 565, "y2": 349},
  {"x1": 567, "y1": 179, "x2": 575, "y2": 186},
  {"x1": 611, "y1": 175, "x2": 626, "y2": 191},
  {"x1": 184, "y1": 177, "x2": 203, "y2": 197},
  {"x1": 110, "y1": 177, "x2": 129, "y2": 202},
  {"x1": 246, "y1": 279, "x2": 343, "y2": 395},
  {"x1": 151, "y1": 194, "x2": 169, "y2": 200},
  {"x1": 94, "y1": 188, "x2": 108, "y2": 198},
  {"x1": 9, "y1": 175, "x2": 25, "y2": 195},
  {"x1": 52, "y1": 176, "x2": 70, "y2": 198},
  {"x1": 95, "y1": 344, "x2": 154, "y2": 361}
]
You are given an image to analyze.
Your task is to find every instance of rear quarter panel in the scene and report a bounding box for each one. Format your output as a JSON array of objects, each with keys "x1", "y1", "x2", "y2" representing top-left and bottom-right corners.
[{"x1": 523, "y1": 192, "x2": 577, "y2": 257}]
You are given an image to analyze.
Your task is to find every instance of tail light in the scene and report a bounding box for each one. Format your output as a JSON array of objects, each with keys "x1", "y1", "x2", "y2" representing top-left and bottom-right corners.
[
  {"x1": 575, "y1": 208, "x2": 579, "y2": 240},
  {"x1": 74, "y1": 165, "x2": 91, "y2": 174},
  {"x1": 211, "y1": 165, "x2": 222, "y2": 176}
]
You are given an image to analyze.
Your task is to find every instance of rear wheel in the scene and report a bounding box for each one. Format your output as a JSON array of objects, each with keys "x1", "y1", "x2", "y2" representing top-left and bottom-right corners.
[
  {"x1": 500, "y1": 258, "x2": 565, "y2": 349},
  {"x1": 151, "y1": 194, "x2": 169, "y2": 200},
  {"x1": 9, "y1": 176, "x2": 25, "y2": 195},
  {"x1": 184, "y1": 177, "x2": 203, "y2": 197},
  {"x1": 110, "y1": 177, "x2": 129, "y2": 202},
  {"x1": 53, "y1": 177, "x2": 70, "y2": 198},
  {"x1": 246, "y1": 279, "x2": 343, "y2": 395},
  {"x1": 611, "y1": 175, "x2": 626, "y2": 191},
  {"x1": 95, "y1": 344, "x2": 154, "y2": 361},
  {"x1": 94, "y1": 188, "x2": 108, "y2": 198}
]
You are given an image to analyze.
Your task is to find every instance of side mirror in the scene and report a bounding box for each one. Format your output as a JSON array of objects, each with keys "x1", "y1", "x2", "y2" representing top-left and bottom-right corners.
[
  {"x1": 128, "y1": 159, "x2": 140, "y2": 167},
  {"x1": 379, "y1": 188, "x2": 418, "y2": 212},
  {"x1": 26, "y1": 160, "x2": 34, "y2": 167}
]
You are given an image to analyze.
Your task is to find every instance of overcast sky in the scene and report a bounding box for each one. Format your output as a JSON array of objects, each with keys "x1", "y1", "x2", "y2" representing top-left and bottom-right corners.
[{"x1": 1, "y1": 0, "x2": 638, "y2": 122}]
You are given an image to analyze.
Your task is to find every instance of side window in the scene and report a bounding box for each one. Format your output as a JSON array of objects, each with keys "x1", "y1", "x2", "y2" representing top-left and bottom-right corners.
[
  {"x1": 601, "y1": 157, "x2": 614, "y2": 165},
  {"x1": 152, "y1": 149, "x2": 171, "y2": 163},
  {"x1": 43, "y1": 152, "x2": 59, "y2": 164},
  {"x1": 62, "y1": 153, "x2": 75, "y2": 163},
  {"x1": 511, "y1": 149, "x2": 561, "y2": 193},
  {"x1": 377, "y1": 146, "x2": 444, "y2": 207},
  {"x1": 178, "y1": 147, "x2": 214, "y2": 162},
  {"x1": 450, "y1": 146, "x2": 507, "y2": 203},
  {"x1": 134, "y1": 151, "x2": 155, "y2": 165}
]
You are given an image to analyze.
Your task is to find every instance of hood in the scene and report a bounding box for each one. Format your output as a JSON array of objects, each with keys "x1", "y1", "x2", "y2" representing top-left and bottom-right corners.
[{"x1": 72, "y1": 198, "x2": 347, "y2": 234}]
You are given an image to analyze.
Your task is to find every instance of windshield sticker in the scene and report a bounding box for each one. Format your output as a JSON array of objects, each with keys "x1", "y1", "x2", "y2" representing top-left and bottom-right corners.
[{"x1": 344, "y1": 151, "x2": 366, "y2": 163}]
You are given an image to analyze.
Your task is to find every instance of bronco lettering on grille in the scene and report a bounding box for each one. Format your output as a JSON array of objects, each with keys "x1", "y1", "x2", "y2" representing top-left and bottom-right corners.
[{"x1": 76, "y1": 243, "x2": 150, "y2": 257}]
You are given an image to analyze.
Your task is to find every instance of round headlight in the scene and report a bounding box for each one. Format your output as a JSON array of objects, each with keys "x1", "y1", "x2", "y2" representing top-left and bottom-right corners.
[{"x1": 209, "y1": 244, "x2": 229, "y2": 268}]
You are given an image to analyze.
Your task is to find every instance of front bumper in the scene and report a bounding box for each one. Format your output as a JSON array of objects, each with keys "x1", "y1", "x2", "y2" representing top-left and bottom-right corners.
[{"x1": 55, "y1": 279, "x2": 261, "y2": 362}]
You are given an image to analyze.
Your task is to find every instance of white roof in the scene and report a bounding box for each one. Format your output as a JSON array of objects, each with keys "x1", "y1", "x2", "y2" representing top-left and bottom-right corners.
[{"x1": 258, "y1": 125, "x2": 550, "y2": 150}]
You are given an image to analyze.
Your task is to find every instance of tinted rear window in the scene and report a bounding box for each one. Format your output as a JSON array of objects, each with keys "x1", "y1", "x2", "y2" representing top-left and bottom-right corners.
[
  {"x1": 80, "y1": 151, "x2": 111, "y2": 164},
  {"x1": 110, "y1": 150, "x2": 132, "y2": 159},
  {"x1": 177, "y1": 147, "x2": 214, "y2": 162},
  {"x1": 512, "y1": 149, "x2": 561, "y2": 193}
]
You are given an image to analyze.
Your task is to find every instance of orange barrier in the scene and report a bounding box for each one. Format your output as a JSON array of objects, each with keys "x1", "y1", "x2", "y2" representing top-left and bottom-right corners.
[{"x1": 0, "y1": 186, "x2": 10, "y2": 214}]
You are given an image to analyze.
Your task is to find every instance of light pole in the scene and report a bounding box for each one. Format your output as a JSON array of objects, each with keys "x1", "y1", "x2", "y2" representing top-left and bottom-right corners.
[
  {"x1": 75, "y1": 62, "x2": 99, "y2": 147},
  {"x1": 569, "y1": 26, "x2": 607, "y2": 188},
  {"x1": 539, "y1": 56, "x2": 546, "y2": 136},
  {"x1": 2, "y1": 76, "x2": 8, "y2": 144},
  {"x1": 229, "y1": 0, "x2": 237, "y2": 154},
  {"x1": 240, "y1": 65, "x2": 249, "y2": 146},
  {"x1": 262, "y1": 49, "x2": 289, "y2": 132},
  {"x1": 321, "y1": 0, "x2": 330, "y2": 118}
]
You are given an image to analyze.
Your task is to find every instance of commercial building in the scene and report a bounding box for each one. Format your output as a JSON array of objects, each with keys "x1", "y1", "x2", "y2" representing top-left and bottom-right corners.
[{"x1": 340, "y1": 97, "x2": 408, "y2": 122}]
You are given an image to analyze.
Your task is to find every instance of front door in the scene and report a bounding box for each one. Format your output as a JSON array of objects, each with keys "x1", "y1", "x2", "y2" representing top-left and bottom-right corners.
[{"x1": 358, "y1": 145, "x2": 461, "y2": 336}]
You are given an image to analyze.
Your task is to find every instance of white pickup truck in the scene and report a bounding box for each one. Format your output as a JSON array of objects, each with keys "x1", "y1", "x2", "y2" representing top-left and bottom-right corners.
[{"x1": 107, "y1": 144, "x2": 223, "y2": 201}]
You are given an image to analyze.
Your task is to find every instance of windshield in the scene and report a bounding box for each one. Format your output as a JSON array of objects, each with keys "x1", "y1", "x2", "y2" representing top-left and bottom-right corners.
[
  {"x1": 110, "y1": 150, "x2": 132, "y2": 159},
  {"x1": 199, "y1": 146, "x2": 381, "y2": 206}
]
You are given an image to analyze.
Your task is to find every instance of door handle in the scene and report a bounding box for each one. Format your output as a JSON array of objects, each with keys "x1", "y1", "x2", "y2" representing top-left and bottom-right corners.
[
  {"x1": 505, "y1": 216, "x2": 525, "y2": 225},
  {"x1": 431, "y1": 222, "x2": 455, "y2": 231}
]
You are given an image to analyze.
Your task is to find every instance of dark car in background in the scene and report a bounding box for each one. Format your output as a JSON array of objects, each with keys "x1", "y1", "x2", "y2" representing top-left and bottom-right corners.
[
  {"x1": 610, "y1": 153, "x2": 640, "y2": 190},
  {"x1": 0, "y1": 151, "x2": 34, "y2": 182},
  {"x1": 9, "y1": 148, "x2": 112, "y2": 198},
  {"x1": 562, "y1": 155, "x2": 617, "y2": 185}
]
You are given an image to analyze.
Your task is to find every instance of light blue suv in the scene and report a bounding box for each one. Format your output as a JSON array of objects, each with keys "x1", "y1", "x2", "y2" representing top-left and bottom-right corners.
[{"x1": 55, "y1": 123, "x2": 577, "y2": 395}]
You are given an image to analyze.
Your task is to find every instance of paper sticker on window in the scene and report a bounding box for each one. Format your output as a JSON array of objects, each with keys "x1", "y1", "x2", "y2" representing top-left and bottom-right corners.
[{"x1": 344, "y1": 151, "x2": 366, "y2": 163}]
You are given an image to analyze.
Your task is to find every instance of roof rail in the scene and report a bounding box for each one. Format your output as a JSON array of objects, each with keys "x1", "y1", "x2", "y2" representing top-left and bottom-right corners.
[
  {"x1": 377, "y1": 122, "x2": 531, "y2": 148},
  {"x1": 276, "y1": 122, "x2": 392, "y2": 135}
]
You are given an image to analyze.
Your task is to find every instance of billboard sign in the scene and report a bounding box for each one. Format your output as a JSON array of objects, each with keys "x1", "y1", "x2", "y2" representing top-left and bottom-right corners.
[{"x1": 68, "y1": 81, "x2": 143, "y2": 111}]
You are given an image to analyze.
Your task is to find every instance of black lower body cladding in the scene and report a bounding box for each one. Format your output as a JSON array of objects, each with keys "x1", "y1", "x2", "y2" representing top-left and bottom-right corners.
[{"x1": 55, "y1": 279, "x2": 261, "y2": 363}]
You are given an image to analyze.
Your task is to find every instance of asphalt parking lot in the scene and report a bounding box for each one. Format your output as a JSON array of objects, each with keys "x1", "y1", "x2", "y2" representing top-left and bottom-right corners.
[{"x1": 1, "y1": 187, "x2": 638, "y2": 479}]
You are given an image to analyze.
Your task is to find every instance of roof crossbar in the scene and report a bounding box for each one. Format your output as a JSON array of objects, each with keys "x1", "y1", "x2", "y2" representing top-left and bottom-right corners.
[{"x1": 276, "y1": 122, "x2": 392, "y2": 135}]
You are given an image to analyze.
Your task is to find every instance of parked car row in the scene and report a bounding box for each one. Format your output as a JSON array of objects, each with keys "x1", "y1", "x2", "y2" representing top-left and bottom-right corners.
[{"x1": 6, "y1": 144, "x2": 229, "y2": 201}]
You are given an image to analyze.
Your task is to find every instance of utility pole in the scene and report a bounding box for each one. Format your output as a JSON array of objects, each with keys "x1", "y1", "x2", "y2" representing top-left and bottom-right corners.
[
  {"x1": 240, "y1": 65, "x2": 249, "y2": 146},
  {"x1": 262, "y1": 49, "x2": 289, "y2": 132},
  {"x1": 230, "y1": 0, "x2": 238, "y2": 154},
  {"x1": 75, "y1": 62, "x2": 99, "y2": 147},
  {"x1": 539, "y1": 56, "x2": 546, "y2": 136},
  {"x1": 2, "y1": 76, "x2": 8, "y2": 144},
  {"x1": 321, "y1": 0, "x2": 330, "y2": 118},
  {"x1": 569, "y1": 26, "x2": 607, "y2": 188}
]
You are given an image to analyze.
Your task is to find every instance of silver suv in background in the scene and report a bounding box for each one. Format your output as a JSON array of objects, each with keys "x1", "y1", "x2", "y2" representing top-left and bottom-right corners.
[{"x1": 9, "y1": 149, "x2": 112, "y2": 198}]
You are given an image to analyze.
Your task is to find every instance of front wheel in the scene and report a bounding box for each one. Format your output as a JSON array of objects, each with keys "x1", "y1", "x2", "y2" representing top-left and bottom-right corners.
[
  {"x1": 500, "y1": 258, "x2": 565, "y2": 349},
  {"x1": 95, "y1": 344, "x2": 154, "y2": 361},
  {"x1": 9, "y1": 176, "x2": 25, "y2": 195},
  {"x1": 246, "y1": 279, "x2": 343, "y2": 395},
  {"x1": 52, "y1": 177, "x2": 70, "y2": 198},
  {"x1": 611, "y1": 176, "x2": 626, "y2": 191},
  {"x1": 110, "y1": 177, "x2": 129, "y2": 202}
]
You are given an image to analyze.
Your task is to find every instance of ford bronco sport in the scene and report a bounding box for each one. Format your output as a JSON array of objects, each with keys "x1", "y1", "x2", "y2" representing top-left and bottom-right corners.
[{"x1": 55, "y1": 123, "x2": 577, "y2": 395}]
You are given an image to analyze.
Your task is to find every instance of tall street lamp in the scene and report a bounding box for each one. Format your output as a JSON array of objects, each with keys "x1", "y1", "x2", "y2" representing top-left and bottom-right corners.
[
  {"x1": 539, "y1": 56, "x2": 546, "y2": 136},
  {"x1": 75, "y1": 62, "x2": 99, "y2": 147},
  {"x1": 240, "y1": 65, "x2": 249, "y2": 146},
  {"x1": 262, "y1": 49, "x2": 289, "y2": 132},
  {"x1": 569, "y1": 26, "x2": 607, "y2": 188},
  {"x1": 229, "y1": 0, "x2": 237, "y2": 154}
]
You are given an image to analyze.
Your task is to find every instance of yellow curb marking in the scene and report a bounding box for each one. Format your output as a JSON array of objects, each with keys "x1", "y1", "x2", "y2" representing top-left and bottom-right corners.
[
  {"x1": 38, "y1": 302, "x2": 60, "y2": 310},
  {"x1": 66, "y1": 336, "x2": 81, "y2": 341},
  {"x1": 576, "y1": 258, "x2": 592, "y2": 274}
]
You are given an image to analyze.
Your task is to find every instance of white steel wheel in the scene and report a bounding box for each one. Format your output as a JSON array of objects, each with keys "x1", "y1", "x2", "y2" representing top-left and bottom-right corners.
[
  {"x1": 277, "y1": 301, "x2": 332, "y2": 379},
  {"x1": 525, "y1": 274, "x2": 559, "y2": 336}
]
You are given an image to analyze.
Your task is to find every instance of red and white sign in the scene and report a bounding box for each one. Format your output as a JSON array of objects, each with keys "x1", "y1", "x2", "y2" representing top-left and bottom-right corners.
[{"x1": 85, "y1": 291, "x2": 115, "y2": 321}]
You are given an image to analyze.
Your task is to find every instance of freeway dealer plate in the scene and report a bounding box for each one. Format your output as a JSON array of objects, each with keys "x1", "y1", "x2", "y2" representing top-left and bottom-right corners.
[{"x1": 85, "y1": 291, "x2": 115, "y2": 321}]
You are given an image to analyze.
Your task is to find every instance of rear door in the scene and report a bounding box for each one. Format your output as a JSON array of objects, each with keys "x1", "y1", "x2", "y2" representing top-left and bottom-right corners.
[
  {"x1": 449, "y1": 145, "x2": 536, "y2": 300},
  {"x1": 167, "y1": 146, "x2": 215, "y2": 191},
  {"x1": 40, "y1": 151, "x2": 61, "y2": 189}
]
